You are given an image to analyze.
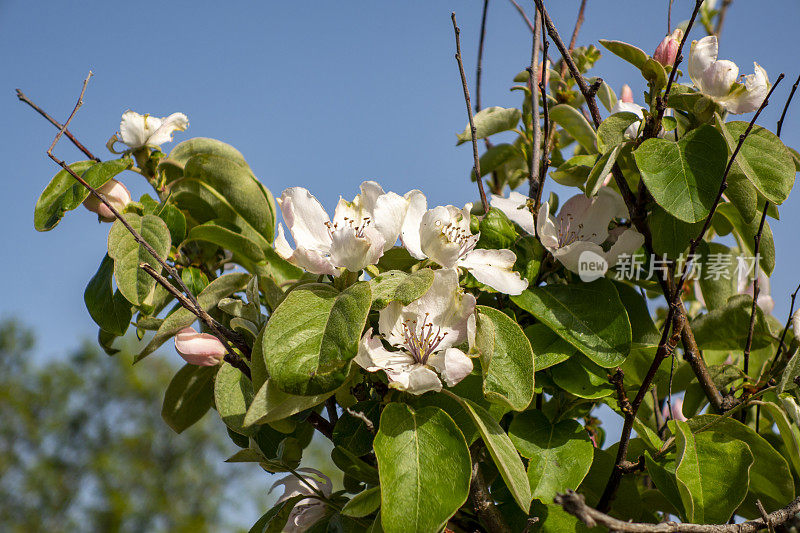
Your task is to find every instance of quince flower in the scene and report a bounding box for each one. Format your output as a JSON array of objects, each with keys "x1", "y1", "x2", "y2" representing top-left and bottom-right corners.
[
  {"x1": 274, "y1": 181, "x2": 407, "y2": 275},
  {"x1": 492, "y1": 189, "x2": 644, "y2": 277},
  {"x1": 270, "y1": 468, "x2": 332, "y2": 533},
  {"x1": 111, "y1": 110, "x2": 189, "y2": 151},
  {"x1": 174, "y1": 326, "x2": 226, "y2": 366},
  {"x1": 610, "y1": 85, "x2": 669, "y2": 140},
  {"x1": 653, "y1": 28, "x2": 683, "y2": 66},
  {"x1": 401, "y1": 192, "x2": 528, "y2": 295},
  {"x1": 82, "y1": 179, "x2": 130, "y2": 222},
  {"x1": 688, "y1": 35, "x2": 769, "y2": 114},
  {"x1": 355, "y1": 269, "x2": 475, "y2": 395}
]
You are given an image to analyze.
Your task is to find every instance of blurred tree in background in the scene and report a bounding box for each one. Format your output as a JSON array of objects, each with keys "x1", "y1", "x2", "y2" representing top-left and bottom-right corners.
[{"x1": 0, "y1": 319, "x2": 264, "y2": 532}]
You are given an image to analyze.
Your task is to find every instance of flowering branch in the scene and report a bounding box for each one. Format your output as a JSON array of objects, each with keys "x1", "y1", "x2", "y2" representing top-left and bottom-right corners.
[{"x1": 451, "y1": 12, "x2": 489, "y2": 213}]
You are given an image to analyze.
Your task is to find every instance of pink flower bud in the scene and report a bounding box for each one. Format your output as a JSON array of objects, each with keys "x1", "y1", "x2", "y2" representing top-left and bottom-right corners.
[
  {"x1": 662, "y1": 397, "x2": 688, "y2": 422},
  {"x1": 174, "y1": 327, "x2": 226, "y2": 366},
  {"x1": 620, "y1": 84, "x2": 634, "y2": 103},
  {"x1": 653, "y1": 29, "x2": 683, "y2": 67},
  {"x1": 83, "y1": 179, "x2": 131, "y2": 222}
]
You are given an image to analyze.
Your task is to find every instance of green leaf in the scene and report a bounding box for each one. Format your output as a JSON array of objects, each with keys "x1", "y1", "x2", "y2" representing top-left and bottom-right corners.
[
  {"x1": 509, "y1": 410, "x2": 593, "y2": 503},
  {"x1": 84, "y1": 254, "x2": 132, "y2": 336},
  {"x1": 597, "y1": 112, "x2": 639, "y2": 154},
  {"x1": 714, "y1": 202, "x2": 775, "y2": 275},
  {"x1": 641, "y1": 58, "x2": 667, "y2": 92},
  {"x1": 471, "y1": 143, "x2": 521, "y2": 178},
  {"x1": 551, "y1": 155, "x2": 597, "y2": 187},
  {"x1": 446, "y1": 393, "x2": 531, "y2": 511},
  {"x1": 138, "y1": 272, "x2": 251, "y2": 361},
  {"x1": 585, "y1": 146, "x2": 621, "y2": 197},
  {"x1": 644, "y1": 452, "x2": 684, "y2": 519},
  {"x1": 691, "y1": 294, "x2": 773, "y2": 351},
  {"x1": 342, "y1": 487, "x2": 381, "y2": 518},
  {"x1": 598, "y1": 39, "x2": 649, "y2": 70},
  {"x1": 215, "y1": 362, "x2": 255, "y2": 436},
  {"x1": 141, "y1": 195, "x2": 187, "y2": 246},
  {"x1": 161, "y1": 364, "x2": 216, "y2": 433},
  {"x1": 762, "y1": 401, "x2": 800, "y2": 478},
  {"x1": 524, "y1": 324, "x2": 574, "y2": 370},
  {"x1": 688, "y1": 414, "x2": 795, "y2": 516},
  {"x1": 550, "y1": 354, "x2": 615, "y2": 399},
  {"x1": 649, "y1": 205, "x2": 704, "y2": 260},
  {"x1": 474, "y1": 305, "x2": 534, "y2": 411},
  {"x1": 549, "y1": 104, "x2": 597, "y2": 154},
  {"x1": 369, "y1": 269, "x2": 434, "y2": 310},
  {"x1": 374, "y1": 404, "x2": 470, "y2": 533},
  {"x1": 169, "y1": 137, "x2": 251, "y2": 169},
  {"x1": 34, "y1": 160, "x2": 127, "y2": 231},
  {"x1": 512, "y1": 279, "x2": 631, "y2": 368},
  {"x1": 107, "y1": 213, "x2": 172, "y2": 307},
  {"x1": 674, "y1": 420, "x2": 753, "y2": 524},
  {"x1": 248, "y1": 495, "x2": 307, "y2": 533},
  {"x1": 333, "y1": 400, "x2": 381, "y2": 456},
  {"x1": 243, "y1": 379, "x2": 333, "y2": 427},
  {"x1": 634, "y1": 125, "x2": 728, "y2": 223},
  {"x1": 332, "y1": 445, "x2": 380, "y2": 485},
  {"x1": 264, "y1": 282, "x2": 371, "y2": 395},
  {"x1": 456, "y1": 106, "x2": 522, "y2": 145},
  {"x1": 613, "y1": 281, "x2": 660, "y2": 346},
  {"x1": 184, "y1": 219, "x2": 266, "y2": 264},
  {"x1": 715, "y1": 116, "x2": 796, "y2": 205},
  {"x1": 477, "y1": 208, "x2": 517, "y2": 250}
]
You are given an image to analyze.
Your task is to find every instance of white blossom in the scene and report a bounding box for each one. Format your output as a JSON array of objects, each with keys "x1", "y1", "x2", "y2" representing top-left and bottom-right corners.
[
  {"x1": 113, "y1": 110, "x2": 188, "y2": 151},
  {"x1": 737, "y1": 268, "x2": 774, "y2": 314},
  {"x1": 355, "y1": 269, "x2": 476, "y2": 395},
  {"x1": 688, "y1": 35, "x2": 769, "y2": 114},
  {"x1": 270, "y1": 468, "x2": 332, "y2": 533},
  {"x1": 401, "y1": 193, "x2": 528, "y2": 295},
  {"x1": 275, "y1": 181, "x2": 407, "y2": 275}
]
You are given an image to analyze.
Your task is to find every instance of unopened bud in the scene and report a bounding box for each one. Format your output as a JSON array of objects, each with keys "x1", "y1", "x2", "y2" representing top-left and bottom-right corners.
[
  {"x1": 793, "y1": 309, "x2": 800, "y2": 336},
  {"x1": 83, "y1": 179, "x2": 131, "y2": 222},
  {"x1": 620, "y1": 84, "x2": 634, "y2": 103},
  {"x1": 174, "y1": 326, "x2": 226, "y2": 366},
  {"x1": 653, "y1": 28, "x2": 683, "y2": 66}
]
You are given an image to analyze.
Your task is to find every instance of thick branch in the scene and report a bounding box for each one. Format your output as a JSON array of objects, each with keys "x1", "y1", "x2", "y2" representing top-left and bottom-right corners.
[
  {"x1": 468, "y1": 444, "x2": 511, "y2": 533},
  {"x1": 527, "y1": 8, "x2": 542, "y2": 199},
  {"x1": 307, "y1": 411, "x2": 333, "y2": 440},
  {"x1": 452, "y1": 12, "x2": 489, "y2": 212},
  {"x1": 557, "y1": 490, "x2": 800, "y2": 533}
]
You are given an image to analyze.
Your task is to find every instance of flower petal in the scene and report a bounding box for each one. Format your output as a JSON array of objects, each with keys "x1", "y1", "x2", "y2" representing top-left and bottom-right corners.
[
  {"x1": 329, "y1": 226, "x2": 384, "y2": 272},
  {"x1": 458, "y1": 248, "x2": 528, "y2": 295},
  {"x1": 279, "y1": 187, "x2": 332, "y2": 252},
  {"x1": 146, "y1": 112, "x2": 189, "y2": 147},
  {"x1": 689, "y1": 36, "x2": 719, "y2": 90},
  {"x1": 288, "y1": 246, "x2": 338, "y2": 276},
  {"x1": 420, "y1": 205, "x2": 474, "y2": 268},
  {"x1": 719, "y1": 62, "x2": 770, "y2": 114},
  {"x1": 392, "y1": 366, "x2": 442, "y2": 395},
  {"x1": 536, "y1": 201, "x2": 560, "y2": 252},
  {"x1": 605, "y1": 228, "x2": 645, "y2": 268},
  {"x1": 491, "y1": 191, "x2": 535, "y2": 235},
  {"x1": 355, "y1": 329, "x2": 415, "y2": 372},
  {"x1": 552, "y1": 241, "x2": 607, "y2": 274},
  {"x1": 700, "y1": 59, "x2": 739, "y2": 98},
  {"x1": 118, "y1": 111, "x2": 148, "y2": 148},
  {"x1": 428, "y1": 347, "x2": 473, "y2": 387},
  {"x1": 174, "y1": 326, "x2": 226, "y2": 366},
  {"x1": 401, "y1": 189, "x2": 427, "y2": 260},
  {"x1": 373, "y1": 191, "x2": 409, "y2": 251}
]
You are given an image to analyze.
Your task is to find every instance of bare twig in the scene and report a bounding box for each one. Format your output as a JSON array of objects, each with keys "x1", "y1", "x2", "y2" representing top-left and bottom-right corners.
[
  {"x1": 507, "y1": 0, "x2": 535, "y2": 33},
  {"x1": 715, "y1": 0, "x2": 734, "y2": 38},
  {"x1": 468, "y1": 443, "x2": 511, "y2": 533},
  {"x1": 452, "y1": 12, "x2": 489, "y2": 212},
  {"x1": 567, "y1": 0, "x2": 587, "y2": 53},
  {"x1": 476, "y1": 0, "x2": 490, "y2": 114},
  {"x1": 667, "y1": 0, "x2": 674, "y2": 34},
  {"x1": 527, "y1": 8, "x2": 542, "y2": 199},
  {"x1": 556, "y1": 490, "x2": 800, "y2": 533},
  {"x1": 743, "y1": 201, "x2": 769, "y2": 376},
  {"x1": 756, "y1": 500, "x2": 777, "y2": 533},
  {"x1": 535, "y1": 8, "x2": 552, "y2": 212},
  {"x1": 325, "y1": 397, "x2": 339, "y2": 426},
  {"x1": 17, "y1": 88, "x2": 100, "y2": 162}
]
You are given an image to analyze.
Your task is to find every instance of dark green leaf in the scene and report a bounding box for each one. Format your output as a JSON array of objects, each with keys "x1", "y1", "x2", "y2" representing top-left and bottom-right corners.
[
  {"x1": 161, "y1": 364, "x2": 216, "y2": 433},
  {"x1": 84, "y1": 254, "x2": 132, "y2": 336}
]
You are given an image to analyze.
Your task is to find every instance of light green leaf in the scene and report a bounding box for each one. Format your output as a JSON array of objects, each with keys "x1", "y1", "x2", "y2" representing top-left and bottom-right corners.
[
  {"x1": 244, "y1": 379, "x2": 333, "y2": 427},
  {"x1": 84, "y1": 254, "x2": 132, "y2": 337},
  {"x1": 374, "y1": 404, "x2": 471, "y2": 533},
  {"x1": 644, "y1": 452, "x2": 684, "y2": 519},
  {"x1": 471, "y1": 143, "x2": 521, "y2": 178},
  {"x1": 161, "y1": 364, "x2": 216, "y2": 433},
  {"x1": 248, "y1": 495, "x2": 307, "y2": 533},
  {"x1": 674, "y1": 420, "x2": 753, "y2": 524},
  {"x1": 137, "y1": 272, "x2": 251, "y2": 361},
  {"x1": 597, "y1": 112, "x2": 639, "y2": 154},
  {"x1": 599, "y1": 39, "x2": 649, "y2": 70},
  {"x1": 549, "y1": 104, "x2": 597, "y2": 154},
  {"x1": 641, "y1": 58, "x2": 667, "y2": 92},
  {"x1": 477, "y1": 208, "x2": 517, "y2": 250},
  {"x1": 456, "y1": 106, "x2": 522, "y2": 145},
  {"x1": 551, "y1": 354, "x2": 615, "y2": 399},
  {"x1": 446, "y1": 393, "x2": 531, "y2": 511},
  {"x1": 474, "y1": 305, "x2": 534, "y2": 411},
  {"x1": 634, "y1": 125, "x2": 728, "y2": 223},
  {"x1": 369, "y1": 269, "x2": 434, "y2": 310},
  {"x1": 649, "y1": 205, "x2": 704, "y2": 260},
  {"x1": 264, "y1": 282, "x2": 371, "y2": 395},
  {"x1": 551, "y1": 155, "x2": 597, "y2": 187},
  {"x1": 762, "y1": 401, "x2": 800, "y2": 478},
  {"x1": 332, "y1": 400, "x2": 381, "y2": 456},
  {"x1": 715, "y1": 116, "x2": 796, "y2": 205},
  {"x1": 691, "y1": 294, "x2": 773, "y2": 351},
  {"x1": 215, "y1": 362, "x2": 255, "y2": 436},
  {"x1": 512, "y1": 279, "x2": 631, "y2": 368},
  {"x1": 107, "y1": 213, "x2": 171, "y2": 307},
  {"x1": 585, "y1": 146, "x2": 621, "y2": 197},
  {"x1": 509, "y1": 410, "x2": 593, "y2": 503},
  {"x1": 184, "y1": 219, "x2": 266, "y2": 264},
  {"x1": 524, "y1": 324, "x2": 574, "y2": 370},
  {"x1": 342, "y1": 487, "x2": 381, "y2": 518}
]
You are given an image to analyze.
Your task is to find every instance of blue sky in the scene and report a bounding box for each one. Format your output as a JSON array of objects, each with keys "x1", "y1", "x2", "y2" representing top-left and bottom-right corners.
[{"x1": 3, "y1": 0, "x2": 799, "y2": 527}]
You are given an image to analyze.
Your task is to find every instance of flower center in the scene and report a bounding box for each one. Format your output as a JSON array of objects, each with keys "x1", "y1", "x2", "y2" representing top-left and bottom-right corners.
[
  {"x1": 434, "y1": 220, "x2": 478, "y2": 259},
  {"x1": 556, "y1": 214, "x2": 596, "y2": 247},
  {"x1": 401, "y1": 314, "x2": 447, "y2": 364},
  {"x1": 325, "y1": 216, "x2": 371, "y2": 238}
]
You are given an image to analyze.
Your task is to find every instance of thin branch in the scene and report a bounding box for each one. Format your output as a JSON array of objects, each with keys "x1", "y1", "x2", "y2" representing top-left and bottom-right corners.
[
  {"x1": 535, "y1": 8, "x2": 552, "y2": 212},
  {"x1": 45, "y1": 73, "x2": 253, "y2": 378},
  {"x1": 17, "y1": 88, "x2": 100, "y2": 162},
  {"x1": 307, "y1": 411, "x2": 333, "y2": 440},
  {"x1": 714, "y1": 0, "x2": 734, "y2": 38},
  {"x1": 475, "y1": 0, "x2": 490, "y2": 113},
  {"x1": 777, "y1": 72, "x2": 800, "y2": 138},
  {"x1": 756, "y1": 499, "x2": 777, "y2": 533},
  {"x1": 507, "y1": 0, "x2": 535, "y2": 33},
  {"x1": 468, "y1": 443, "x2": 512, "y2": 533},
  {"x1": 742, "y1": 201, "x2": 769, "y2": 376},
  {"x1": 556, "y1": 490, "x2": 800, "y2": 533},
  {"x1": 667, "y1": 0, "x2": 674, "y2": 34},
  {"x1": 567, "y1": 0, "x2": 587, "y2": 52},
  {"x1": 452, "y1": 12, "x2": 489, "y2": 213},
  {"x1": 527, "y1": 8, "x2": 542, "y2": 199}
]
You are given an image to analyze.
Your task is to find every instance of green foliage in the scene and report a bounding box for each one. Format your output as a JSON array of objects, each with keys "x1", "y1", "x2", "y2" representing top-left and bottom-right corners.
[{"x1": 456, "y1": 106, "x2": 522, "y2": 144}]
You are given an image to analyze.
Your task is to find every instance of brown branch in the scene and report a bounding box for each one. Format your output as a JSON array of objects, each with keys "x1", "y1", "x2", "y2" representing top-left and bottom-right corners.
[
  {"x1": 609, "y1": 368, "x2": 632, "y2": 416},
  {"x1": 452, "y1": 12, "x2": 489, "y2": 213},
  {"x1": 535, "y1": 8, "x2": 552, "y2": 212},
  {"x1": 743, "y1": 201, "x2": 769, "y2": 376},
  {"x1": 44, "y1": 73, "x2": 253, "y2": 380},
  {"x1": 556, "y1": 490, "x2": 800, "y2": 533},
  {"x1": 714, "y1": 0, "x2": 734, "y2": 38},
  {"x1": 468, "y1": 443, "x2": 511, "y2": 533},
  {"x1": 667, "y1": 0, "x2": 674, "y2": 34},
  {"x1": 17, "y1": 88, "x2": 100, "y2": 162},
  {"x1": 527, "y1": 8, "x2": 542, "y2": 199},
  {"x1": 475, "y1": 0, "x2": 490, "y2": 114},
  {"x1": 307, "y1": 411, "x2": 333, "y2": 440},
  {"x1": 567, "y1": 0, "x2": 587, "y2": 52}
]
